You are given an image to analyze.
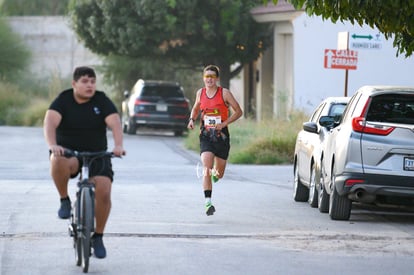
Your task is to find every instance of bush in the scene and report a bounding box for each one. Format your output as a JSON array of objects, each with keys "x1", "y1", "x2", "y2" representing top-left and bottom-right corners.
[
  {"x1": 0, "y1": 18, "x2": 31, "y2": 81},
  {"x1": 0, "y1": 82, "x2": 27, "y2": 125},
  {"x1": 0, "y1": 71, "x2": 73, "y2": 126},
  {"x1": 21, "y1": 98, "x2": 50, "y2": 126},
  {"x1": 230, "y1": 137, "x2": 296, "y2": 164}
]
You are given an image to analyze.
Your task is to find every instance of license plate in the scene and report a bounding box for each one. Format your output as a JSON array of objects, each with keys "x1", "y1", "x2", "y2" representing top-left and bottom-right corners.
[
  {"x1": 404, "y1": 157, "x2": 414, "y2": 171},
  {"x1": 156, "y1": 104, "x2": 167, "y2": 112}
]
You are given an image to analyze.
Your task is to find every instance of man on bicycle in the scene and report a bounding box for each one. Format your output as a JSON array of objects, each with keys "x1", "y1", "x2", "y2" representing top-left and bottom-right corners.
[{"x1": 43, "y1": 66, "x2": 125, "y2": 259}]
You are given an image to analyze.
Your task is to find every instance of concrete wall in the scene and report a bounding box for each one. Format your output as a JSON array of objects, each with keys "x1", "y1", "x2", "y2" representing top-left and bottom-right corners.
[{"x1": 7, "y1": 16, "x2": 103, "y2": 79}]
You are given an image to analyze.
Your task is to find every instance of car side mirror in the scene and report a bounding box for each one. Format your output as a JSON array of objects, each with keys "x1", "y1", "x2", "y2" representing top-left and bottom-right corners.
[
  {"x1": 124, "y1": 90, "x2": 130, "y2": 99},
  {"x1": 303, "y1": 122, "x2": 318, "y2": 133},
  {"x1": 319, "y1": 116, "x2": 336, "y2": 128}
]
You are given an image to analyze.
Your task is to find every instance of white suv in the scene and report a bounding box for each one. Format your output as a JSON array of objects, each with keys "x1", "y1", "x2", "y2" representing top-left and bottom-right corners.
[{"x1": 320, "y1": 86, "x2": 414, "y2": 220}]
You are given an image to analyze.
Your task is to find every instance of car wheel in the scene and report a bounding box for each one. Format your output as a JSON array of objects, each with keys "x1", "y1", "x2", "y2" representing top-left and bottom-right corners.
[
  {"x1": 126, "y1": 118, "x2": 136, "y2": 135},
  {"x1": 293, "y1": 162, "x2": 309, "y2": 202},
  {"x1": 308, "y1": 163, "x2": 318, "y2": 208},
  {"x1": 328, "y1": 164, "x2": 352, "y2": 220},
  {"x1": 174, "y1": 130, "x2": 183, "y2": 137},
  {"x1": 318, "y1": 162, "x2": 329, "y2": 213}
]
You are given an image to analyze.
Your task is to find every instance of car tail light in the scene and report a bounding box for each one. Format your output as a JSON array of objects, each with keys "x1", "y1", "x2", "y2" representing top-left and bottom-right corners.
[
  {"x1": 135, "y1": 113, "x2": 150, "y2": 117},
  {"x1": 134, "y1": 99, "x2": 150, "y2": 105},
  {"x1": 175, "y1": 101, "x2": 189, "y2": 108},
  {"x1": 172, "y1": 114, "x2": 188, "y2": 119},
  {"x1": 352, "y1": 117, "x2": 394, "y2": 135},
  {"x1": 345, "y1": 179, "x2": 365, "y2": 187}
]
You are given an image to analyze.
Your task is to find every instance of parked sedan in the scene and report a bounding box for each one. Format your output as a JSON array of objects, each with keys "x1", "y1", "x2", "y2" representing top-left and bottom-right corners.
[
  {"x1": 293, "y1": 97, "x2": 349, "y2": 208},
  {"x1": 320, "y1": 86, "x2": 414, "y2": 220}
]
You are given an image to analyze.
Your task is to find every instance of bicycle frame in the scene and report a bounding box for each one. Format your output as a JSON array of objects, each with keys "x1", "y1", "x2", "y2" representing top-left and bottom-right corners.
[{"x1": 65, "y1": 150, "x2": 114, "y2": 273}]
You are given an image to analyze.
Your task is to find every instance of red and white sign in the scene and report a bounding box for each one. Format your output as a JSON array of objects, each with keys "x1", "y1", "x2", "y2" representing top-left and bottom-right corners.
[{"x1": 324, "y1": 49, "x2": 358, "y2": 70}]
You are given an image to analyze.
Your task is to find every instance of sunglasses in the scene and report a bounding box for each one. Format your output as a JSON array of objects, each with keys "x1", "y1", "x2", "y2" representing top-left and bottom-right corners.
[{"x1": 204, "y1": 74, "x2": 218, "y2": 79}]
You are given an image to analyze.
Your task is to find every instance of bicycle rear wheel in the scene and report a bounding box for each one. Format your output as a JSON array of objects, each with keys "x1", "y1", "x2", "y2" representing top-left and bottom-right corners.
[{"x1": 80, "y1": 187, "x2": 94, "y2": 273}]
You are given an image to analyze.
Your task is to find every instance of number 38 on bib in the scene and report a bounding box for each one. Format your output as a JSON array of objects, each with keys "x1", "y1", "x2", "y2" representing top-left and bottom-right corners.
[{"x1": 204, "y1": 115, "x2": 221, "y2": 129}]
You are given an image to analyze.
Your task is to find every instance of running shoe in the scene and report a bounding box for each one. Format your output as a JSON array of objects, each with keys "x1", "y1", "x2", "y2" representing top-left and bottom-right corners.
[
  {"x1": 211, "y1": 174, "x2": 219, "y2": 183},
  {"x1": 92, "y1": 234, "x2": 107, "y2": 259},
  {"x1": 205, "y1": 202, "x2": 216, "y2": 216},
  {"x1": 58, "y1": 198, "x2": 71, "y2": 219}
]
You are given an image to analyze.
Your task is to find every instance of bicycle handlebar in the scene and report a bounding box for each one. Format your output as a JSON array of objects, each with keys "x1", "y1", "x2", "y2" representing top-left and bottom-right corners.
[{"x1": 63, "y1": 149, "x2": 117, "y2": 159}]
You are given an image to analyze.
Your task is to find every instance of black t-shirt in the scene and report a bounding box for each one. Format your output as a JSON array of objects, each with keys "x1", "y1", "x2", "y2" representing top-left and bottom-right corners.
[{"x1": 49, "y1": 89, "x2": 118, "y2": 152}]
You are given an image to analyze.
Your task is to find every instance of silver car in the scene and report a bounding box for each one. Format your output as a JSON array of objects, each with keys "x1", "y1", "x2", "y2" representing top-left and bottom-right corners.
[
  {"x1": 320, "y1": 85, "x2": 414, "y2": 220},
  {"x1": 293, "y1": 97, "x2": 349, "y2": 208}
]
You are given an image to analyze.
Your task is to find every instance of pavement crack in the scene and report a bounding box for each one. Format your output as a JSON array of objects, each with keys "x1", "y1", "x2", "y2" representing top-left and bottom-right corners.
[{"x1": 0, "y1": 231, "x2": 408, "y2": 241}]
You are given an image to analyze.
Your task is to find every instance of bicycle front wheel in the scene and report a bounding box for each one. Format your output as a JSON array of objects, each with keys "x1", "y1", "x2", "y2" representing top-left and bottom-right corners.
[
  {"x1": 71, "y1": 206, "x2": 82, "y2": 266},
  {"x1": 80, "y1": 187, "x2": 94, "y2": 273}
]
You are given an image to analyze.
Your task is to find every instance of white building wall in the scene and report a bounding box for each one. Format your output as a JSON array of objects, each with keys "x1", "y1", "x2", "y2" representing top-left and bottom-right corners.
[{"x1": 293, "y1": 14, "x2": 414, "y2": 113}]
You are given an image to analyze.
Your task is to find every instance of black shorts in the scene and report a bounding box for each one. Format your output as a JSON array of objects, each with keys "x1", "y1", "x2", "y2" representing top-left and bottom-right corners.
[
  {"x1": 199, "y1": 127, "x2": 230, "y2": 160},
  {"x1": 81, "y1": 156, "x2": 114, "y2": 182},
  {"x1": 49, "y1": 151, "x2": 114, "y2": 182}
]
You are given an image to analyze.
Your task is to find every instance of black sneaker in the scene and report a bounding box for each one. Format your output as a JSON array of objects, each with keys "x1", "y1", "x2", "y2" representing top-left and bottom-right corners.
[
  {"x1": 92, "y1": 235, "x2": 107, "y2": 259},
  {"x1": 58, "y1": 198, "x2": 71, "y2": 219},
  {"x1": 205, "y1": 203, "x2": 216, "y2": 216}
]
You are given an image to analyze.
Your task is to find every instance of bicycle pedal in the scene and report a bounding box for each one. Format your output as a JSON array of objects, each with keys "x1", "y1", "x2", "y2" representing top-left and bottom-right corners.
[{"x1": 68, "y1": 223, "x2": 75, "y2": 237}]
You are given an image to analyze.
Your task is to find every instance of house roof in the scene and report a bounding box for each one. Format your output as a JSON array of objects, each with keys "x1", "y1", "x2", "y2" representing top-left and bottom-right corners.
[{"x1": 251, "y1": 0, "x2": 303, "y2": 22}]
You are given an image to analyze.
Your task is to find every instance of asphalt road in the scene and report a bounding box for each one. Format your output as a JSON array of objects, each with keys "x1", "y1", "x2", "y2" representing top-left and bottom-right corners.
[{"x1": 1, "y1": 126, "x2": 414, "y2": 275}]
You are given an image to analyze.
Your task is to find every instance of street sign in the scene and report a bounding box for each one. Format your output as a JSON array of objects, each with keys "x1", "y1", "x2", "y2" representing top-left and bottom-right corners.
[
  {"x1": 349, "y1": 32, "x2": 383, "y2": 50},
  {"x1": 337, "y1": 31, "x2": 349, "y2": 50},
  {"x1": 324, "y1": 49, "x2": 358, "y2": 70}
]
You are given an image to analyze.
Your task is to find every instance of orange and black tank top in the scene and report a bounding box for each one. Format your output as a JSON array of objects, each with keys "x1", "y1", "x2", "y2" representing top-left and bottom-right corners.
[{"x1": 200, "y1": 87, "x2": 229, "y2": 129}]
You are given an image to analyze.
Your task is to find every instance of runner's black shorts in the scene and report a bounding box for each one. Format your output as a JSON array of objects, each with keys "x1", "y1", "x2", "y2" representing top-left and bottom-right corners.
[
  {"x1": 49, "y1": 151, "x2": 114, "y2": 182},
  {"x1": 199, "y1": 127, "x2": 230, "y2": 160}
]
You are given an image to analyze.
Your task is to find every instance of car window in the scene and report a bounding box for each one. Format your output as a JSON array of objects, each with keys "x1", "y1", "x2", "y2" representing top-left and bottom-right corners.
[
  {"x1": 328, "y1": 103, "x2": 347, "y2": 117},
  {"x1": 342, "y1": 92, "x2": 363, "y2": 122},
  {"x1": 142, "y1": 86, "x2": 184, "y2": 98},
  {"x1": 310, "y1": 102, "x2": 326, "y2": 122},
  {"x1": 366, "y1": 94, "x2": 414, "y2": 124}
]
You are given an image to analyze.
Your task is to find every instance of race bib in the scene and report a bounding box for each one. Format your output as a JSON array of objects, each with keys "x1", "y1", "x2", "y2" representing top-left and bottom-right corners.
[{"x1": 204, "y1": 115, "x2": 221, "y2": 129}]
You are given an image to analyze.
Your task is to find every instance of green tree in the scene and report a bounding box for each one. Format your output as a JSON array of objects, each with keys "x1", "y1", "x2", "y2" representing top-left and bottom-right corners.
[
  {"x1": 69, "y1": 0, "x2": 272, "y2": 88},
  {"x1": 269, "y1": 0, "x2": 414, "y2": 57},
  {"x1": 0, "y1": 17, "x2": 31, "y2": 81},
  {"x1": 1, "y1": 0, "x2": 70, "y2": 15}
]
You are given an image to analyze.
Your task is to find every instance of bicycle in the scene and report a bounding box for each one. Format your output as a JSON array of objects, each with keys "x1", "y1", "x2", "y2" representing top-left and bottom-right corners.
[{"x1": 64, "y1": 149, "x2": 116, "y2": 273}]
